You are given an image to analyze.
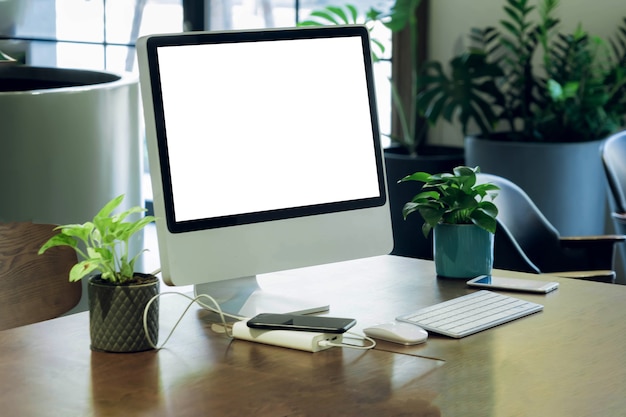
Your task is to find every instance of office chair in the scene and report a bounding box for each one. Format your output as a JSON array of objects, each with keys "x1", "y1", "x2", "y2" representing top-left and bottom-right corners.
[
  {"x1": 601, "y1": 130, "x2": 626, "y2": 272},
  {"x1": 0, "y1": 222, "x2": 81, "y2": 330},
  {"x1": 476, "y1": 173, "x2": 625, "y2": 283}
]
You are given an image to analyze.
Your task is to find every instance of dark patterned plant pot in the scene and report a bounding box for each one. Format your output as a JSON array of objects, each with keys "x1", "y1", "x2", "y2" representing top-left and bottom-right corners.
[{"x1": 88, "y1": 274, "x2": 159, "y2": 353}]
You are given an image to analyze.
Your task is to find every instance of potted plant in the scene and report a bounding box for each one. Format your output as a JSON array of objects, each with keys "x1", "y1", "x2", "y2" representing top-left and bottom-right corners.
[
  {"x1": 38, "y1": 194, "x2": 158, "y2": 353},
  {"x1": 399, "y1": 166, "x2": 499, "y2": 278},
  {"x1": 300, "y1": 0, "x2": 464, "y2": 259},
  {"x1": 414, "y1": 0, "x2": 626, "y2": 236}
]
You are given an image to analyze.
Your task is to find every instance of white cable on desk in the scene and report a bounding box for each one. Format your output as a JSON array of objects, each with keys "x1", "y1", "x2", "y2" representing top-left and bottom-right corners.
[
  {"x1": 319, "y1": 332, "x2": 377, "y2": 350},
  {"x1": 142, "y1": 291, "x2": 240, "y2": 350},
  {"x1": 142, "y1": 292, "x2": 377, "y2": 351}
]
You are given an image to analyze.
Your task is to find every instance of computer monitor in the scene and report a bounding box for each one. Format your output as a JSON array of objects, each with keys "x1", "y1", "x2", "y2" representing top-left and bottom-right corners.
[{"x1": 137, "y1": 25, "x2": 393, "y2": 316}]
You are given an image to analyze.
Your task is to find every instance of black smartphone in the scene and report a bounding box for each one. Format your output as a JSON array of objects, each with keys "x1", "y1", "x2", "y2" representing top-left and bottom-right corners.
[{"x1": 246, "y1": 313, "x2": 356, "y2": 334}]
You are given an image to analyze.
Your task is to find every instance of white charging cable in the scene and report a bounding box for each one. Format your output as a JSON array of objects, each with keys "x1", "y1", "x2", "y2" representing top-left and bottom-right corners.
[
  {"x1": 318, "y1": 331, "x2": 377, "y2": 350},
  {"x1": 142, "y1": 287, "x2": 376, "y2": 351},
  {"x1": 142, "y1": 291, "x2": 245, "y2": 350}
]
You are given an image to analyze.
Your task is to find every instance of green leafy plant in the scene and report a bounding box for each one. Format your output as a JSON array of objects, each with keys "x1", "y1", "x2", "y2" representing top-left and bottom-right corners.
[
  {"x1": 399, "y1": 166, "x2": 499, "y2": 237},
  {"x1": 299, "y1": 0, "x2": 426, "y2": 155},
  {"x1": 416, "y1": 0, "x2": 626, "y2": 143},
  {"x1": 38, "y1": 194, "x2": 155, "y2": 284}
]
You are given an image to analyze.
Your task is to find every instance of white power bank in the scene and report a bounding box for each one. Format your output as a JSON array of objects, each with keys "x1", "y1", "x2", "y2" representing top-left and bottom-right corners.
[{"x1": 232, "y1": 321, "x2": 343, "y2": 352}]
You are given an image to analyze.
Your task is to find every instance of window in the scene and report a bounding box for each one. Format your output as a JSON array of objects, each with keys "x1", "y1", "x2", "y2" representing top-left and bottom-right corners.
[{"x1": 1, "y1": 0, "x2": 184, "y2": 72}]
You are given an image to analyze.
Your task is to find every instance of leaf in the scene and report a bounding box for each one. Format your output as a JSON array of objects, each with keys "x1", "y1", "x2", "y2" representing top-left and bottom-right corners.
[
  {"x1": 325, "y1": 5, "x2": 352, "y2": 24},
  {"x1": 401, "y1": 201, "x2": 420, "y2": 219},
  {"x1": 398, "y1": 171, "x2": 432, "y2": 183},
  {"x1": 482, "y1": 201, "x2": 500, "y2": 217},
  {"x1": 96, "y1": 194, "x2": 125, "y2": 220},
  {"x1": 412, "y1": 191, "x2": 441, "y2": 202},
  {"x1": 500, "y1": 20, "x2": 520, "y2": 37},
  {"x1": 37, "y1": 233, "x2": 77, "y2": 254},
  {"x1": 307, "y1": 10, "x2": 341, "y2": 25},
  {"x1": 562, "y1": 81, "x2": 579, "y2": 98},
  {"x1": 69, "y1": 261, "x2": 99, "y2": 282},
  {"x1": 418, "y1": 206, "x2": 444, "y2": 228},
  {"x1": 123, "y1": 216, "x2": 156, "y2": 240},
  {"x1": 60, "y1": 223, "x2": 95, "y2": 243},
  {"x1": 471, "y1": 210, "x2": 498, "y2": 234},
  {"x1": 503, "y1": 5, "x2": 523, "y2": 26},
  {"x1": 112, "y1": 205, "x2": 146, "y2": 222}
]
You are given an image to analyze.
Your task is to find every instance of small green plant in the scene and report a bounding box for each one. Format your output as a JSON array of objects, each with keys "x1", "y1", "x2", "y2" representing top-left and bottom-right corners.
[
  {"x1": 38, "y1": 194, "x2": 155, "y2": 284},
  {"x1": 399, "y1": 166, "x2": 499, "y2": 238}
]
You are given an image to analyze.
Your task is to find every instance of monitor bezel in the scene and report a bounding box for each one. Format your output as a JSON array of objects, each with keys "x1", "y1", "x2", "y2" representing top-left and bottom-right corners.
[{"x1": 141, "y1": 25, "x2": 387, "y2": 234}]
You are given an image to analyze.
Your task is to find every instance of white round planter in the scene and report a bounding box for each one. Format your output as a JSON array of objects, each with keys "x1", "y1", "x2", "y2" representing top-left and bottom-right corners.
[{"x1": 0, "y1": 66, "x2": 142, "y2": 226}]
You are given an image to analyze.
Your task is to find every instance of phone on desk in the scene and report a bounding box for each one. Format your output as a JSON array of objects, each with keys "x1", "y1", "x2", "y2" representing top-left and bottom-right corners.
[
  {"x1": 246, "y1": 313, "x2": 356, "y2": 334},
  {"x1": 467, "y1": 275, "x2": 559, "y2": 293}
]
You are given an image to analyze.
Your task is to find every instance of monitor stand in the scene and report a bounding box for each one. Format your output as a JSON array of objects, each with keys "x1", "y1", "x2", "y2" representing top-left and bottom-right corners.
[{"x1": 194, "y1": 276, "x2": 329, "y2": 318}]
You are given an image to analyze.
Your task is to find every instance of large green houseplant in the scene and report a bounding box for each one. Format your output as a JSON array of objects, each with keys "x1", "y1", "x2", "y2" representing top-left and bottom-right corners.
[
  {"x1": 38, "y1": 194, "x2": 158, "y2": 353},
  {"x1": 300, "y1": 0, "x2": 465, "y2": 259},
  {"x1": 415, "y1": 0, "x2": 626, "y2": 236},
  {"x1": 416, "y1": 0, "x2": 626, "y2": 143},
  {"x1": 399, "y1": 166, "x2": 499, "y2": 278}
]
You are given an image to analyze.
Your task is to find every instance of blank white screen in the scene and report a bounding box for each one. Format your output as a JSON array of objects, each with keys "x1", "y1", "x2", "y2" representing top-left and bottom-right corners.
[{"x1": 157, "y1": 36, "x2": 381, "y2": 222}]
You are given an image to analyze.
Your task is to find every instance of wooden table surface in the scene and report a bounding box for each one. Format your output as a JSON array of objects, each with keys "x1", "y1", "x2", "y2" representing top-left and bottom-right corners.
[{"x1": 1, "y1": 255, "x2": 624, "y2": 417}]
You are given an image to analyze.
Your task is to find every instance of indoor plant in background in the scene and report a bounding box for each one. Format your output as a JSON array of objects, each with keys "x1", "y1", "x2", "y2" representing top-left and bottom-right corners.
[
  {"x1": 38, "y1": 194, "x2": 158, "y2": 353},
  {"x1": 414, "y1": 0, "x2": 626, "y2": 236},
  {"x1": 300, "y1": 0, "x2": 464, "y2": 259},
  {"x1": 399, "y1": 166, "x2": 499, "y2": 278}
]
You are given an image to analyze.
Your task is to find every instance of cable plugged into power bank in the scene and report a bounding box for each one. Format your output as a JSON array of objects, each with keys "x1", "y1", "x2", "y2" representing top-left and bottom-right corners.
[
  {"x1": 232, "y1": 321, "x2": 343, "y2": 352},
  {"x1": 143, "y1": 292, "x2": 376, "y2": 352}
]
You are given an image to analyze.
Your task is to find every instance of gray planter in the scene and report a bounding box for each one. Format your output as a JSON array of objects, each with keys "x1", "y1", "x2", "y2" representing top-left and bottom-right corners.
[
  {"x1": 0, "y1": 66, "x2": 142, "y2": 227},
  {"x1": 88, "y1": 274, "x2": 159, "y2": 353},
  {"x1": 465, "y1": 136, "x2": 607, "y2": 236}
]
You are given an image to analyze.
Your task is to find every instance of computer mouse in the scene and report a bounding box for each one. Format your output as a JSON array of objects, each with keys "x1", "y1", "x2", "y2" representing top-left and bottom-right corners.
[{"x1": 363, "y1": 322, "x2": 428, "y2": 345}]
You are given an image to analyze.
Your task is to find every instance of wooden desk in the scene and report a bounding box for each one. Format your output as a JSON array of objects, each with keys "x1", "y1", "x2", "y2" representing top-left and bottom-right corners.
[{"x1": 1, "y1": 256, "x2": 624, "y2": 417}]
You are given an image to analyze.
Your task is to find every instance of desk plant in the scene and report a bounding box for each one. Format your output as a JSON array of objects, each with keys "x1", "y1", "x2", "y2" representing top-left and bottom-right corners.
[
  {"x1": 399, "y1": 166, "x2": 499, "y2": 278},
  {"x1": 39, "y1": 194, "x2": 158, "y2": 353}
]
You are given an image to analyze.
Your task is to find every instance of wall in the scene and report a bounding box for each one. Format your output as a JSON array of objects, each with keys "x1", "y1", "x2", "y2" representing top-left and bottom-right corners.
[{"x1": 427, "y1": 0, "x2": 626, "y2": 147}]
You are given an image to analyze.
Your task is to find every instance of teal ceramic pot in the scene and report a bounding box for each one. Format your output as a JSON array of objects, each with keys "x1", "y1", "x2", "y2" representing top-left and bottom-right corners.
[{"x1": 433, "y1": 224, "x2": 494, "y2": 279}]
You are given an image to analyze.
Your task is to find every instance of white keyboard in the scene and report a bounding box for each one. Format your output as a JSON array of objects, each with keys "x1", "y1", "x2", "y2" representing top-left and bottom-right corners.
[{"x1": 396, "y1": 290, "x2": 544, "y2": 338}]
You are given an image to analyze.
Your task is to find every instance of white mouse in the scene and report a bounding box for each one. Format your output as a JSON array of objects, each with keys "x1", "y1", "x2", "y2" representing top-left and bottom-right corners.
[{"x1": 363, "y1": 322, "x2": 428, "y2": 345}]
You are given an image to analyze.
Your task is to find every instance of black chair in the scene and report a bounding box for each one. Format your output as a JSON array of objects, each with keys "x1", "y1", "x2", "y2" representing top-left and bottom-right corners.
[
  {"x1": 601, "y1": 130, "x2": 626, "y2": 273},
  {"x1": 476, "y1": 173, "x2": 625, "y2": 283}
]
